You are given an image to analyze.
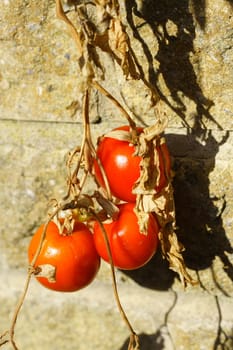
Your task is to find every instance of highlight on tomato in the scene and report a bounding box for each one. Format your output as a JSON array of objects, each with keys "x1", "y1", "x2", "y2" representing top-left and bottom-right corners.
[
  {"x1": 93, "y1": 202, "x2": 160, "y2": 270},
  {"x1": 28, "y1": 221, "x2": 100, "y2": 292},
  {"x1": 94, "y1": 125, "x2": 171, "y2": 203}
]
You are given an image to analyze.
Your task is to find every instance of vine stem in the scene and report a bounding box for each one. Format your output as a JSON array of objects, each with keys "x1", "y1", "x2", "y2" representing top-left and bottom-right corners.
[
  {"x1": 64, "y1": 87, "x2": 113, "y2": 202},
  {"x1": 7, "y1": 205, "x2": 62, "y2": 350},
  {"x1": 55, "y1": 1, "x2": 139, "y2": 348},
  {"x1": 90, "y1": 210, "x2": 139, "y2": 350},
  {"x1": 91, "y1": 80, "x2": 136, "y2": 130},
  {"x1": 82, "y1": 88, "x2": 113, "y2": 201},
  {"x1": 9, "y1": 271, "x2": 33, "y2": 350},
  {"x1": 56, "y1": 0, "x2": 83, "y2": 57},
  {"x1": 64, "y1": 91, "x2": 91, "y2": 200},
  {"x1": 55, "y1": 0, "x2": 137, "y2": 134}
]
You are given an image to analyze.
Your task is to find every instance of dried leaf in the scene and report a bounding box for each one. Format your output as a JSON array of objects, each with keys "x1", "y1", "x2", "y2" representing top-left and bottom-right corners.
[
  {"x1": 35, "y1": 264, "x2": 56, "y2": 283},
  {"x1": 93, "y1": 14, "x2": 139, "y2": 79},
  {"x1": 159, "y1": 226, "x2": 196, "y2": 287},
  {"x1": 108, "y1": 18, "x2": 139, "y2": 79},
  {"x1": 136, "y1": 119, "x2": 168, "y2": 152},
  {"x1": 103, "y1": 129, "x2": 132, "y2": 142},
  {"x1": 134, "y1": 141, "x2": 161, "y2": 194},
  {"x1": 108, "y1": 19, "x2": 127, "y2": 61},
  {"x1": 133, "y1": 121, "x2": 196, "y2": 286},
  {"x1": 94, "y1": 190, "x2": 119, "y2": 220},
  {"x1": 94, "y1": 0, "x2": 119, "y2": 18},
  {"x1": 0, "y1": 331, "x2": 9, "y2": 346}
]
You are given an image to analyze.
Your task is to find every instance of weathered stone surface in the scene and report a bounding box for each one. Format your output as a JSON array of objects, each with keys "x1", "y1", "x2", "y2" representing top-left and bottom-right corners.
[
  {"x1": 0, "y1": 0, "x2": 233, "y2": 349},
  {"x1": 1, "y1": 265, "x2": 233, "y2": 350}
]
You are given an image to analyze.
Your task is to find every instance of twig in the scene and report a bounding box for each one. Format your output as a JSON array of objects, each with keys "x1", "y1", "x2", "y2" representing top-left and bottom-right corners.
[
  {"x1": 55, "y1": 0, "x2": 83, "y2": 57},
  {"x1": 9, "y1": 271, "x2": 33, "y2": 350},
  {"x1": 90, "y1": 210, "x2": 140, "y2": 349},
  {"x1": 8, "y1": 205, "x2": 62, "y2": 349},
  {"x1": 0, "y1": 331, "x2": 9, "y2": 347},
  {"x1": 91, "y1": 80, "x2": 136, "y2": 130}
]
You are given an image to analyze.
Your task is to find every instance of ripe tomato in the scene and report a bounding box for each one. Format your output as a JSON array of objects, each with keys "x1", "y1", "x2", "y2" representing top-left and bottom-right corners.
[
  {"x1": 93, "y1": 202, "x2": 159, "y2": 270},
  {"x1": 28, "y1": 221, "x2": 100, "y2": 292},
  {"x1": 94, "y1": 125, "x2": 171, "y2": 202}
]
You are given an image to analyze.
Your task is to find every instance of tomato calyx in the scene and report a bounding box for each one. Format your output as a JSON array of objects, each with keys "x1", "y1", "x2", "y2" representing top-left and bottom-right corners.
[
  {"x1": 48, "y1": 195, "x2": 94, "y2": 236},
  {"x1": 102, "y1": 126, "x2": 141, "y2": 146}
]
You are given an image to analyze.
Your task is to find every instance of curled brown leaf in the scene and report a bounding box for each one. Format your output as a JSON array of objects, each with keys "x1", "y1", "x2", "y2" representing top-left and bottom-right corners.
[
  {"x1": 34, "y1": 264, "x2": 57, "y2": 283},
  {"x1": 133, "y1": 123, "x2": 196, "y2": 286}
]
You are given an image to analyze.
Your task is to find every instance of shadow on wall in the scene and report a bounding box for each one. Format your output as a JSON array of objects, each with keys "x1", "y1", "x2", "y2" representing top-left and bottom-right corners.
[
  {"x1": 122, "y1": 0, "x2": 233, "y2": 294},
  {"x1": 168, "y1": 130, "x2": 232, "y2": 296},
  {"x1": 125, "y1": 0, "x2": 217, "y2": 128},
  {"x1": 119, "y1": 296, "x2": 233, "y2": 350},
  {"x1": 226, "y1": 0, "x2": 233, "y2": 6},
  {"x1": 119, "y1": 332, "x2": 164, "y2": 350},
  {"x1": 119, "y1": 291, "x2": 178, "y2": 350}
]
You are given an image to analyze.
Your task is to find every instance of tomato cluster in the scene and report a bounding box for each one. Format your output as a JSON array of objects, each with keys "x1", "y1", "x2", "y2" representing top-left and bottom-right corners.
[
  {"x1": 93, "y1": 125, "x2": 171, "y2": 269},
  {"x1": 28, "y1": 125, "x2": 171, "y2": 292}
]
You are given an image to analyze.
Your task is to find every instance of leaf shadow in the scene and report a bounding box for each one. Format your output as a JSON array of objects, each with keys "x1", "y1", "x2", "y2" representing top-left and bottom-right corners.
[
  {"x1": 226, "y1": 0, "x2": 233, "y2": 6},
  {"x1": 119, "y1": 291, "x2": 177, "y2": 350},
  {"x1": 167, "y1": 130, "x2": 233, "y2": 296},
  {"x1": 121, "y1": 246, "x2": 176, "y2": 291},
  {"x1": 119, "y1": 331, "x2": 164, "y2": 350},
  {"x1": 213, "y1": 296, "x2": 233, "y2": 349},
  {"x1": 124, "y1": 0, "x2": 221, "y2": 129}
]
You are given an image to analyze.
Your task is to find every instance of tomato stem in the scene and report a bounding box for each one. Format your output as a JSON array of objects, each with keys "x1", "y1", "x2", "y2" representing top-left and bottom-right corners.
[
  {"x1": 90, "y1": 210, "x2": 139, "y2": 348},
  {"x1": 64, "y1": 89, "x2": 92, "y2": 200},
  {"x1": 83, "y1": 88, "x2": 113, "y2": 201},
  {"x1": 9, "y1": 270, "x2": 33, "y2": 350},
  {"x1": 7, "y1": 204, "x2": 63, "y2": 349},
  {"x1": 92, "y1": 81, "x2": 136, "y2": 130},
  {"x1": 55, "y1": 0, "x2": 83, "y2": 57}
]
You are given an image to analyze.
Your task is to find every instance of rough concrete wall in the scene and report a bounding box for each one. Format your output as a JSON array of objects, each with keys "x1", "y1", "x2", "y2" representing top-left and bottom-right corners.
[{"x1": 0, "y1": 1, "x2": 233, "y2": 349}]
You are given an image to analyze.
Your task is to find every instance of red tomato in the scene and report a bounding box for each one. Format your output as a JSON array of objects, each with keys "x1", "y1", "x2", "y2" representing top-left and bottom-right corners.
[
  {"x1": 28, "y1": 221, "x2": 100, "y2": 292},
  {"x1": 93, "y1": 202, "x2": 159, "y2": 270},
  {"x1": 94, "y1": 125, "x2": 171, "y2": 202}
]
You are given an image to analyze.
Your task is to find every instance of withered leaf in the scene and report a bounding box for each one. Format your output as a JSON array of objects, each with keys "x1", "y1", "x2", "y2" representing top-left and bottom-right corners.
[
  {"x1": 35, "y1": 264, "x2": 56, "y2": 283},
  {"x1": 108, "y1": 18, "x2": 139, "y2": 79},
  {"x1": 159, "y1": 226, "x2": 196, "y2": 287},
  {"x1": 133, "y1": 123, "x2": 196, "y2": 286},
  {"x1": 94, "y1": 190, "x2": 119, "y2": 220},
  {"x1": 108, "y1": 19, "x2": 127, "y2": 62},
  {"x1": 93, "y1": 18, "x2": 139, "y2": 79},
  {"x1": 103, "y1": 129, "x2": 132, "y2": 142}
]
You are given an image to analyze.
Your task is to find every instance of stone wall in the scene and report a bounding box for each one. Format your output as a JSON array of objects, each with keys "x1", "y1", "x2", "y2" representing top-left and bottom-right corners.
[{"x1": 0, "y1": 1, "x2": 233, "y2": 349}]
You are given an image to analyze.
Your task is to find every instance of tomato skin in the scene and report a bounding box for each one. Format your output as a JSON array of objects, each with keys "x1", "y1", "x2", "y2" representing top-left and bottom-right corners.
[
  {"x1": 93, "y1": 203, "x2": 159, "y2": 270},
  {"x1": 94, "y1": 126, "x2": 140, "y2": 202},
  {"x1": 28, "y1": 221, "x2": 100, "y2": 292},
  {"x1": 94, "y1": 125, "x2": 171, "y2": 202}
]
